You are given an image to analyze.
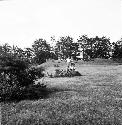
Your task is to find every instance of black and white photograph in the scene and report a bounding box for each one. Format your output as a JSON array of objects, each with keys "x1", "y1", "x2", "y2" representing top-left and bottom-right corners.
[{"x1": 1, "y1": 0, "x2": 122, "y2": 124}]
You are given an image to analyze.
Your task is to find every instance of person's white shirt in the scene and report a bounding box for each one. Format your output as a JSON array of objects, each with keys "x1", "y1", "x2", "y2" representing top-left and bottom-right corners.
[{"x1": 66, "y1": 58, "x2": 71, "y2": 63}]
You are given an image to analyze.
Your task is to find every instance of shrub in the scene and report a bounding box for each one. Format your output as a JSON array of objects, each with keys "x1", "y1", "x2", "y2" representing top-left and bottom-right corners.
[
  {"x1": 0, "y1": 57, "x2": 46, "y2": 102},
  {"x1": 53, "y1": 68, "x2": 82, "y2": 77},
  {"x1": 54, "y1": 69, "x2": 63, "y2": 77},
  {"x1": 0, "y1": 72, "x2": 46, "y2": 102},
  {"x1": 29, "y1": 66, "x2": 45, "y2": 79},
  {"x1": 0, "y1": 78, "x2": 24, "y2": 101}
]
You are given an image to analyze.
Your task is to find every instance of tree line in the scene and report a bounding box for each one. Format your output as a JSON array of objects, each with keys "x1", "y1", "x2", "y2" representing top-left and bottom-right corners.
[{"x1": 1, "y1": 35, "x2": 122, "y2": 64}]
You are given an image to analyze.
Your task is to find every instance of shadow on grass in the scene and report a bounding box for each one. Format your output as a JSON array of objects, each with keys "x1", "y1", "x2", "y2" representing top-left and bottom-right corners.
[
  {"x1": 2, "y1": 85, "x2": 75, "y2": 104},
  {"x1": 2, "y1": 85, "x2": 122, "y2": 125}
]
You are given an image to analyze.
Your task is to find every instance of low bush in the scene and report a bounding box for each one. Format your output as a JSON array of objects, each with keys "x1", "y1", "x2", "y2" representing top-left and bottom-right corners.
[
  {"x1": 0, "y1": 57, "x2": 46, "y2": 102},
  {"x1": 0, "y1": 68, "x2": 47, "y2": 102},
  {"x1": 28, "y1": 66, "x2": 45, "y2": 79},
  {"x1": 53, "y1": 68, "x2": 82, "y2": 77}
]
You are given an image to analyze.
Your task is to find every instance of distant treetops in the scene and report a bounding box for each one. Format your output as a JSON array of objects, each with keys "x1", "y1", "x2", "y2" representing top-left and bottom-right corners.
[{"x1": 0, "y1": 35, "x2": 122, "y2": 65}]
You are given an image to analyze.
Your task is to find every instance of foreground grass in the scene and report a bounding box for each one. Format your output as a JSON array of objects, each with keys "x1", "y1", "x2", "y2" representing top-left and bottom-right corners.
[{"x1": 1, "y1": 62, "x2": 122, "y2": 125}]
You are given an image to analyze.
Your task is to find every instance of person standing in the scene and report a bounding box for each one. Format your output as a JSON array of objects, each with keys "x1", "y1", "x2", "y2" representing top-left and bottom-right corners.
[{"x1": 66, "y1": 57, "x2": 71, "y2": 67}]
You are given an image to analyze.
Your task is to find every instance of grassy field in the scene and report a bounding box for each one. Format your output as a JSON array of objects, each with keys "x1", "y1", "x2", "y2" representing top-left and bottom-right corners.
[{"x1": 1, "y1": 60, "x2": 122, "y2": 125}]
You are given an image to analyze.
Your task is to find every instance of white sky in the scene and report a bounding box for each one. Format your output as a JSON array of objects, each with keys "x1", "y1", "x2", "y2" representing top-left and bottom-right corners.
[{"x1": 0, "y1": 0, "x2": 121, "y2": 48}]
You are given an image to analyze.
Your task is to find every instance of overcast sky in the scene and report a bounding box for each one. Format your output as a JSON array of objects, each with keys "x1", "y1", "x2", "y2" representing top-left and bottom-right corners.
[{"x1": 0, "y1": 0, "x2": 121, "y2": 48}]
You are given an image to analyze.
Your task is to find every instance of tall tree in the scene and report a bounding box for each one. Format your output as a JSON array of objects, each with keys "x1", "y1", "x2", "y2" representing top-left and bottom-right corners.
[
  {"x1": 112, "y1": 38, "x2": 122, "y2": 59},
  {"x1": 0, "y1": 43, "x2": 12, "y2": 57},
  {"x1": 11, "y1": 45, "x2": 25, "y2": 59},
  {"x1": 91, "y1": 36, "x2": 111, "y2": 59},
  {"x1": 32, "y1": 38, "x2": 51, "y2": 64},
  {"x1": 77, "y1": 35, "x2": 94, "y2": 60},
  {"x1": 24, "y1": 48, "x2": 34, "y2": 63},
  {"x1": 55, "y1": 36, "x2": 79, "y2": 59}
]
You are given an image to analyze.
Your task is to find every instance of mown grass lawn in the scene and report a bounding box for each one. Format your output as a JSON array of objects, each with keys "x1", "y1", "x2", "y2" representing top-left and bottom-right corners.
[{"x1": 1, "y1": 61, "x2": 122, "y2": 125}]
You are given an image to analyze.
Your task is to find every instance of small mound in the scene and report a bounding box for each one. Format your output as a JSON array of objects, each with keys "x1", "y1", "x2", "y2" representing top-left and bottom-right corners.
[{"x1": 53, "y1": 69, "x2": 82, "y2": 77}]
